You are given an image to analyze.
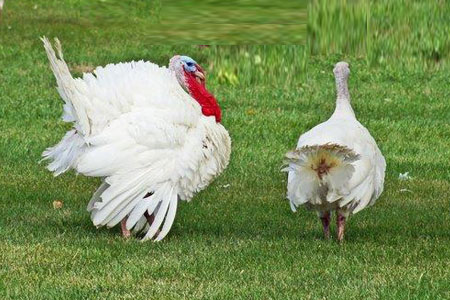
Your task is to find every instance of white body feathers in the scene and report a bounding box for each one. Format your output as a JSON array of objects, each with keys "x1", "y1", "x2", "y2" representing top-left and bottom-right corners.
[
  {"x1": 286, "y1": 62, "x2": 385, "y2": 216},
  {"x1": 42, "y1": 38, "x2": 231, "y2": 241}
]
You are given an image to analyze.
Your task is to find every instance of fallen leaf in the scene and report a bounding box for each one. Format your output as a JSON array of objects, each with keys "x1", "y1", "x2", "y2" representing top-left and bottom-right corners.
[
  {"x1": 53, "y1": 200, "x2": 63, "y2": 209},
  {"x1": 246, "y1": 109, "x2": 256, "y2": 115}
]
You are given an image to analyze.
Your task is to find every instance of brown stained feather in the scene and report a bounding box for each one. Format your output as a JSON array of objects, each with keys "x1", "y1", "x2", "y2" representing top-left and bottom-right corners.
[
  {"x1": 283, "y1": 143, "x2": 360, "y2": 180},
  {"x1": 313, "y1": 158, "x2": 335, "y2": 180}
]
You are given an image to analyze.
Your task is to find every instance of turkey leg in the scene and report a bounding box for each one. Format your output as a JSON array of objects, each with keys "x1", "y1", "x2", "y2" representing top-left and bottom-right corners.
[
  {"x1": 319, "y1": 211, "x2": 331, "y2": 239},
  {"x1": 120, "y1": 216, "x2": 131, "y2": 238},
  {"x1": 120, "y1": 213, "x2": 155, "y2": 238},
  {"x1": 337, "y1": 213, "x2": 346, "y2": 242}
]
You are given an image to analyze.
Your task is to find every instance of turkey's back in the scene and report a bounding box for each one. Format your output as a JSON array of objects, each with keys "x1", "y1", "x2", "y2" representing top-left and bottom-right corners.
[
  {"x1": 76, "y1": 61, "x2": 201, "y2": 136},
  {"x1": 287, "y1": 116, "x2": 385, "y2": 215}
]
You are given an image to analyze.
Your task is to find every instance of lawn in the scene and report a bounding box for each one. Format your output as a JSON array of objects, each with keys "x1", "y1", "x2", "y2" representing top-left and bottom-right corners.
[
  {"x1": 0, "y1": 0, "x2": 306, "y2": 44},
  {"x1": 1, "y1": 1, "x2": 450, "y2": 299}
]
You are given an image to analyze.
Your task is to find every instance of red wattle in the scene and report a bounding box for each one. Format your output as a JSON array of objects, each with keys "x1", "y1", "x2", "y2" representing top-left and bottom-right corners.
[{"x1": 185, "y1": 73, "x2": 222, "y2": 123}]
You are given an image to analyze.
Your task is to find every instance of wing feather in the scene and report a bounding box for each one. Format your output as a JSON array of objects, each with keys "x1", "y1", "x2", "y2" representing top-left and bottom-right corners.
[
  {"x1": 105, "y1": 191, "x2": 147, "y2": 228},
  {"x1": 154, "y1": 190, "x2": 178, "y2": 241},
  {"x1": 142, "y1": 184, "x2": 174, "y2": 241}
]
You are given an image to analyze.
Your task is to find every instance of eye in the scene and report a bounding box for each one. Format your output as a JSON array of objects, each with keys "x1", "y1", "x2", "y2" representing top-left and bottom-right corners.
[{"x1": 186, "y1": 62, "x2": 194, "y2": 67}]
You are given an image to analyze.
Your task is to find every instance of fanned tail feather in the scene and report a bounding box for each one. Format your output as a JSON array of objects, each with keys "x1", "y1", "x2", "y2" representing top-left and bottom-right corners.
[
  {"x1": 41, "y1": 37, "x2": 91, "y2": 176},
  {"x1": 284, "y1": 143, "x2": 360, "y2": 211},
  {"x1": 41, "y1": 129, "x2": 85, "y2": 176},
  {"x1": 41, "y1": 36, "x2": 90, "y2": 135}
]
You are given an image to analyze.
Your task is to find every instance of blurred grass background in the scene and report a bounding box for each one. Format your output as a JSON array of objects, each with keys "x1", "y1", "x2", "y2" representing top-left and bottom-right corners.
[
  {"x1": 0, "y1": 0, "x2": 306, "y2": 44},
  {"x1": 308, "y1": 0, "x2": 449, "y2": 69}
]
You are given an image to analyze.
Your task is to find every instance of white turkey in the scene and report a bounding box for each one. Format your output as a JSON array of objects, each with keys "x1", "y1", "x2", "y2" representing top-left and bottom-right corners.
[
  {"x1": 41, "y1": 38, "x2": 231, "y2": 241},
  {"x1": 284, "y1": 62, "x2": 385, "y2": 242}
]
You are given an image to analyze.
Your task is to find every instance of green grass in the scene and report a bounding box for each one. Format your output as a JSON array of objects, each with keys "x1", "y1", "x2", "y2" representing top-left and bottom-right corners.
[
  {"x1": 0, "y1": 0, "x2": 306, "y2": 44},
  {"x1": 308, "y1": 0, "x2": 450, "y2": 69},
  {"x1": 1, "y1": 1, "x2": 450, "y2": 299}
]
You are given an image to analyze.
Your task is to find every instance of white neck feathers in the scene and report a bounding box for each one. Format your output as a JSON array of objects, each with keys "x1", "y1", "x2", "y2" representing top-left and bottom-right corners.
[{"x1": 332, "y1": 62, "x2": 355, "y2": 118}]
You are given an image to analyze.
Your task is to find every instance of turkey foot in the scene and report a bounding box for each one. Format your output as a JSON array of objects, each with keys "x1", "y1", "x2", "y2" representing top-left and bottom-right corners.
[
  {"x1": 337, "y1": 213, "x2": 346, "y2": 242},
  {"x1": 319, "y1": 211, "x2": 331, "y2": 239},
  {"x1": 121, "y1": 216, "x2": 131, "y2": 238}
]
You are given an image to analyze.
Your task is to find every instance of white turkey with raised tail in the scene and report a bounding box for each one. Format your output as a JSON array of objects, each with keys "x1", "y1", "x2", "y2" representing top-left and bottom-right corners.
[
  {"x1": 41, "y1": 37, "x2": 231, "y2": 241},
  {"x1": 284, "y1": 62, "x2": 385, "y2": 242}
]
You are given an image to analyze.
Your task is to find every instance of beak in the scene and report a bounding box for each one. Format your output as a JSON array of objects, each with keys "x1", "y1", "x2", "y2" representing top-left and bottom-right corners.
[
  {"x1": 194, "y1": 67, "x2": 205, "y2": 85},
  {"x1": 194, "y1": 70, "x2": 205, "y2": 81}
]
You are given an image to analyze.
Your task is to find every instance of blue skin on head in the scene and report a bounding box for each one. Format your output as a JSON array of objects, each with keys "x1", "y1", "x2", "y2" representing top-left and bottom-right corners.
[{"x1": 180, "y1": 56, "x2": 198, "y2": 73}]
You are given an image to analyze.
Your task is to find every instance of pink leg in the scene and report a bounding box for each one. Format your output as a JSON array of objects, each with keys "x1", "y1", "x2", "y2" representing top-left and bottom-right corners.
[
  {"x1": 120, "y1": 217, "x2": 131, "y2": 238},
  {"x1": 337, "y1": 213, "x2": 346, "y2": 242},
  {"x1": 319, "y1": 211, "x2": 331, "y2": 239}
]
